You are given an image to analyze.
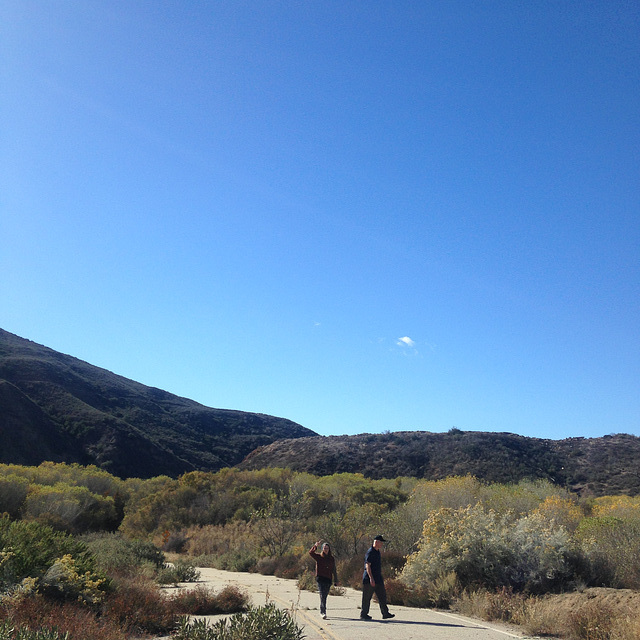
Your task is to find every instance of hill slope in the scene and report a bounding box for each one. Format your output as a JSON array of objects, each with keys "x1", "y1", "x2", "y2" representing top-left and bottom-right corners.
[
  {"x1": 239, "y1": 430, "x2": 640, "y2": 496},
  {"x1": 0, "y1": 329, "x2": 316, "y2": 478}
]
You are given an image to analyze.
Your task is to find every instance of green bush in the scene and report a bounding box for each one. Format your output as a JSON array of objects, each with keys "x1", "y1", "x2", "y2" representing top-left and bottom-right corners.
[
  {"x1": 173, "y1": 604, "x2": 304, "y2": 640},
  {"x1": 21, "y1": 484, "x2": 118, "y2": 534},
  {"x1": 576, "y1": 517, "x2": 640, "y2": 589},
  {"x1": 0, "y1": 477, "x2": 29, "y2": 520},
  {"x1": 156, "y1": 560, "x2": 200, "y2": 585},
  {"x1": 0, "y1": 621, "x2": 69, "y2": 640},
  {"x1": 0, "y1": 517, "x2": 96, "y2": 591},
  {"x1": 40, "y1": 555, "x2": 106, "y2": 604},
  {"x1": 81, "y1": 533, "x2": 164, "y2": 577},
  {"x1": 129, "y1": 539, "x2": 165, "y2": 569}
]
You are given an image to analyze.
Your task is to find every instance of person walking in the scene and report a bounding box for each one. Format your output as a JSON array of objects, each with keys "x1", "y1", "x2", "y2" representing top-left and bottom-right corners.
[
  {"x1": 309, "y1": 540, "x2": 339, "y2": 619},
  {"x1": 360, "y1": 534, "x2": 395, "y2": 620}
]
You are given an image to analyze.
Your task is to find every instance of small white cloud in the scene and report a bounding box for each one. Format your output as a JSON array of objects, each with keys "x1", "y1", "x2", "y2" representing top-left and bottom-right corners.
[{"x1": 397, "y1": 336, "x2": 415, "y2": 348}]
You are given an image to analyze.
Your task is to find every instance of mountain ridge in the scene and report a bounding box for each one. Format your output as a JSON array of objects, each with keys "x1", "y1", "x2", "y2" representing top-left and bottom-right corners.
[
  {"x1": 2, "y1": 328, "x2": 639, "y2": 496},
  {"x1": 239, "y1": 430, "x2": 640, "y2": 496},
  {"x1": 0, "y1": 328, "x2": 316, "y2": 478}
]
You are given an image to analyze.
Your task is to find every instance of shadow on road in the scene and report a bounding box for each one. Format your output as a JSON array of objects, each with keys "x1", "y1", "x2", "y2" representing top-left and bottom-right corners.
[{"x1": 325, "y1": 617, "x2": 471, "y2": 628}]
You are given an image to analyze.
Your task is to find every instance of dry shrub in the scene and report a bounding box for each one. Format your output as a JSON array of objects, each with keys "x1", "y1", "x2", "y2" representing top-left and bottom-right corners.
[
  {"x1": 336, "y1": 555, "x2": 366, "y2": 590},
  {"x1": 162, "y1": 530, "x2": 188, "y2": 553},
  {"x1": 296, "y1": 571, "x2": 316, "y2": 592},
  {"x1": 185, "y1": 522, "x2": 261, "y2": 572},
  {"x1": 170, "y1": 584, "x2": 249, "y2": 615},
  {"x1": 456, "y1": 589, "x2": 534, "y2": 627},
  {"x1": 212, "y1": 585, "x2": 251, "y2": 613},
  {"x1": 614, "y1": 614, "x2": 640, "y2": 640},
  {"x1": 389, "y1": 571, "x2": 459, "y2": 609},
  {"x1": 255, "y1": 554, "x2": 302, "y2": 579},
  {"x1": 566, "y1": 600, "x2": 617, "y2": 640},
  {"x1": 170, "y1": 585, "x2": 220, "y2": 615},
  {"x1": 518, "y1": 596, "x2": 559, "y2": 636},
  {"x1": 476, "y1": 587, "x2": 529, "y2": 623},
  {"x1": 101, "y1": 576, "x2": 176, "y2": 634},
  {"x1": 384, "y1": 578, "x2": 409, "y2": 606},
  {"x1": 475, "y1": 588, "x2": 640, "y2": 640},
  {"x1": 0, "y1": 594, "x2": 126, "y2": 640},
  {"x1": 185, "y1": 522, "x2": 258, "y2": 557},
  {"x1": 455, "y1": 590, "x2": 492, "y2": 620}
]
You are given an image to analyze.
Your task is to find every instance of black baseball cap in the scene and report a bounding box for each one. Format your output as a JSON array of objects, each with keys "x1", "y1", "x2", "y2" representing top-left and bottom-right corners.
[{"x1": 373, "y1": 535, "x2": 387, "y2": 541}]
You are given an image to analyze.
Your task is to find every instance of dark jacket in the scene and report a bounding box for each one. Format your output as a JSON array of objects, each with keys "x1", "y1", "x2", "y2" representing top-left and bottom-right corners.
[{"x1": 309, "y1": 545, "x2": 339, "y2": 583}]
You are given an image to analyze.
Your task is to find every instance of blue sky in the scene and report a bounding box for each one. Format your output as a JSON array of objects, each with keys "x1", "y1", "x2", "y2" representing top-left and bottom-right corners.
[{"x1": 1, "y1": 1, "x2": 638, "y2": 439}]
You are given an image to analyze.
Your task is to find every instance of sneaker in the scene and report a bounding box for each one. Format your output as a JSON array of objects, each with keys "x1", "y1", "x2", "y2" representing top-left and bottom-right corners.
[
  {"x1": 322, "y1": 614, "x2": 327, "y2": 619},
  {"x1": 382, "y1": 613, "x2": 395, "y2": 619},
  {"x1": 360, "y1": 614, "x2": 372, "y2": 620}
]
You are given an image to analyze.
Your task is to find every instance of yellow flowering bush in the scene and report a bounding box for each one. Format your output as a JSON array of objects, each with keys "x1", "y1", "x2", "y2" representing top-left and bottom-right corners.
[
  {"x1": 531, "y1": 496, "x2": 583, "y2": 533},
  {"x1": 41, "y1": 554, "x2": 106, "y2": 604}
]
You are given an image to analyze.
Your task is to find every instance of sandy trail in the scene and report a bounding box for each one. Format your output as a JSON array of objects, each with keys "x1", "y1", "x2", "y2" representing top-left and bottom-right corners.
[{"x1": 163, "y1": 568, "x2": 539, "y2": 640}]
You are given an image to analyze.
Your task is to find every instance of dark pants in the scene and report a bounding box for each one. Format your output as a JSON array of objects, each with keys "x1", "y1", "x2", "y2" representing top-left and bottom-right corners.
[
  {"x1": 316, "y1": 577, "x2": 331, "y2": 614},
  {"x1": 361, "y1": 580, "x2": 390, "y2": 617}
]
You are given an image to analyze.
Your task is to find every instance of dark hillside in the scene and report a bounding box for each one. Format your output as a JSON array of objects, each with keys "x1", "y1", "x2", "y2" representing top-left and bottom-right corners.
[
  {"x1": 239, "y1": 430, "x2": 640, "y2": 496},
  {"x1": 0, "y1": 329, "x2": 316, "y2": 478}
]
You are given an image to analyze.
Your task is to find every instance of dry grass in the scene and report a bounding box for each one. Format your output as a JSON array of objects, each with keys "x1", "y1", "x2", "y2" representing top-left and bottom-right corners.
[
  {"x1": 455, "y1": 587, "x2": 640, "y2": 640},
  {"x1": 0, "y1": 595, "x2": 127, "y2": 640}
]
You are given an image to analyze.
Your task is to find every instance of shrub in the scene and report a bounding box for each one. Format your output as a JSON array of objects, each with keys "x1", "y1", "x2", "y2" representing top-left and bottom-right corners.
[
  {"x1": 100, "y1": 577, "x2": 176, "y2": 634},
  {"x1": 0, "y1": 518, "x2": 96, "y2": 591},
  {"x1": 296, "y1": 571, "x2": 316, "y2": 592},
  {"x1": 0, "y1": 620, "x2": 69, "y2": 640},
  {"x1": 255, "y1": 554, "x2": 302, "y2": 579},
  {"x1": 173, "y1": 604, "x2": 304, "y2": 640},
  {"x1": 454, "y1": 588, "x2": 531, "y2": 626},
  {"x1": 40, "y1": 555, "x2": 106, "y2": 604},
  {"x1": 162, "y1": 531, "x2": 188, "y2": 553},
  {"x1": 128, "y1": 539, "x2": 165, "y2": 569},
  {"x1": 384, "y1": 578, "x2": 409, "y2": 606},
  {"x1": 576, "y1": 517, "x2": 640, "y2": 589},
  {"x1": 427, "y1": 571, "x2": 460, "y2": 608},
  {"x1": 566, "y1": 600, "x2": 617, "y2": 640},
  {"x1": 21, "y1": 484, "x2": 118, "y2": 534},
  {"x1": 191, "y1": 551, "x2": 258, "y2": 573},
  {"x1": 81, "y1": 533, "x2": 164, "y2": 582},
  {"x1": 184, "y1": 522, "x2": 259, "y2": 557},
  {"x1": 401, "y1": 504, "x2": 580, "y2": 594},
  {"x1": 156, "y1": 560, "x2": 201, "y2": 585},
  {"x1": 0, "y1": 476, "x2": 29, "y2": 519},
  {"x1": 295, "y1": 572, "x2": 344, "y2": 597},
  {"x1": 534, "y1": 495, "x2": 583, "y2": 528},
  {"x1": 170, "y1": 585, "x2": 249, "y2": 615},
  {"x1": 208, "y1": 585, "x2": 250, "y2": 614},
  {"x1": 0, "y1": 595, "x2": 126, "y2": 640},
  {"x1": 336, "y1": 554, "x2": 366, "y2": 590}
]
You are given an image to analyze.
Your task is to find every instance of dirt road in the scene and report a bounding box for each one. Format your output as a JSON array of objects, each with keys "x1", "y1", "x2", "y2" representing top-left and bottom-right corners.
[{"x1": 173, "y1": 568, "x2": 539, "y2": 640}]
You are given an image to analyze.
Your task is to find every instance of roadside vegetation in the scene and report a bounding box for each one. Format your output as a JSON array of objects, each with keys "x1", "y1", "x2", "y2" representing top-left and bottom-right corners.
[{"x1": 2, "y1": 462, "x2": 640, "y2": 639}]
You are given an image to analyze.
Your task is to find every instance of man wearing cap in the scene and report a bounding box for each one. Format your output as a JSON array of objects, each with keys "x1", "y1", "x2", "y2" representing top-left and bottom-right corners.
[{"x1": 360, "y1": 535, "x2": 395, "y2": 620}]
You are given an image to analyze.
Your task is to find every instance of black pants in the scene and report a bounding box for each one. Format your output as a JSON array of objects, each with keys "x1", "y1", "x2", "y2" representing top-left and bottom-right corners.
[
  {"x1": 316, "y1": 577, "x2": 331, "y2": 614},
  {"x1": 361, "y1": 580, "x2": 390, "y2": 617}
]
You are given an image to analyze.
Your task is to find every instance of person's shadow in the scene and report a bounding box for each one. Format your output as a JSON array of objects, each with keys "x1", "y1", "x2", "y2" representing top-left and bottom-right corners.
[{"x1": 331, "y1": 617, "x2": 472, "y2": 628}]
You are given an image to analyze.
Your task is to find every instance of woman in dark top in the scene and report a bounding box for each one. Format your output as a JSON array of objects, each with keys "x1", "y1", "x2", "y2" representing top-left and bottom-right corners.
[{"x1": 309, "y1": 540, "x2": 339, "y2": 619}]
